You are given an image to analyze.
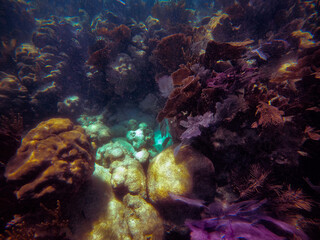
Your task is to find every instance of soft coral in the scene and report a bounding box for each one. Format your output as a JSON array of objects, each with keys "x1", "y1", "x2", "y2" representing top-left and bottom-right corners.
[{"x1": 185, "y1": 199, "x2": 309, "y2": 240}]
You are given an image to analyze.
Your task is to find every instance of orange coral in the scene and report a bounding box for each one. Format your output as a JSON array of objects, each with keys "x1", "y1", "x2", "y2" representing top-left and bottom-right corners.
[
  {"x1": 157, "y1": 75, "x2": 201, "y2": 122},
  {"x1": 201, "y1": 40, "x2": 249, "y2": 69},
  {"x1": 252, "y1": 102, "x2": 284, "y2": 128},
  {"x1": 5, "y1": 118, "x2": 95, "y2": 201},
  {"x1": 97, "y1": 24, "x2": 131, "y2": 44},
  {"x1": 153, "y1": 33, "x2": 191, "y2": 72},
  {"x1": 171, "y1": 65, "x2": 192, "y2": 86},
  {"x1": 87, "y1": 43, "x2": 114, "y2": 70},
  {"x1": 88, "y1": 24, "x2": 131, "y2": 70}
]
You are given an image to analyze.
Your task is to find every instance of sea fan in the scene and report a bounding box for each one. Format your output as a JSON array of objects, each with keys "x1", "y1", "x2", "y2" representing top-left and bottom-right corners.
[
  {"x1": 180, "y1": 111, "x2": 214, "y2": 140},
  {"x1": 185, "y1": 199, "x2": 309, "y2": 240},
  {"x1": 158, "y1": 75, "x2": 174, "y2": 98},
  {"x1": 214, "y1": 94, "x2": 248, "y2": 123}
]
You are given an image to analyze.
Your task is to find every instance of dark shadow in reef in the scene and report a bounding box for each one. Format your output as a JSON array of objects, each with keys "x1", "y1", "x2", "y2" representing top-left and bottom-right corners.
[{"x1": 63, "y1": 172, "x2": 113, "y2": 239}]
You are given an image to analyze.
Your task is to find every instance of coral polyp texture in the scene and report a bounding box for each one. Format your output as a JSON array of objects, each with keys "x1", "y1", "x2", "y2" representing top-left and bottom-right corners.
[{"x1": 5, "y1": 118, "x2": 95, "y2": 201}]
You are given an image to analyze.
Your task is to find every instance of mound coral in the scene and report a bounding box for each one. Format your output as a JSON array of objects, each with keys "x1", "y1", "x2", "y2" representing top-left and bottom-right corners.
[{"x1": 5, "y1": 118, "x2": 95, "y2": 201}]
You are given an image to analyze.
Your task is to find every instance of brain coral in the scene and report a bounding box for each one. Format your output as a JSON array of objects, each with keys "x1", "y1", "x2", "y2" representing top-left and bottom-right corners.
[{"x1": 5, "y1": 118, "x2": 95, "y2": 201}]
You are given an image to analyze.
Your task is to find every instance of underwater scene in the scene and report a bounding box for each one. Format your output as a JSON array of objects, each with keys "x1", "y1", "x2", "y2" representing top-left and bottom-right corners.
[{"x1": 0, "y1": 0, "x2": 320, "y2": 239}]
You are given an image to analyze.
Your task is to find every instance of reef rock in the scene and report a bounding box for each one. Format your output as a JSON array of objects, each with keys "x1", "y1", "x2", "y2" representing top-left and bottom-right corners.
[
  {"x1": 5, "y1": 118, "x2": 95, "y2": 201},
  {"x1": 147, "y1": 145, "x2": 215, "y2": 205}
]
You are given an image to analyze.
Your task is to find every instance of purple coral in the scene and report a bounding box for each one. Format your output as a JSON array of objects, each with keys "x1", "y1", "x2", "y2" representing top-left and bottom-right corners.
[
  {"x1": 206, "y1": 66, "x2": 258, "y2": 93},
  {"x1": 158, "y1": 75, "x2": 174, "y2": 98},
  {"x1": 186, "y1": 199, "x2": 309, "y2": 240},
  {"x1": 180, "y1": 111, "x2": 214, "y2": 140}
]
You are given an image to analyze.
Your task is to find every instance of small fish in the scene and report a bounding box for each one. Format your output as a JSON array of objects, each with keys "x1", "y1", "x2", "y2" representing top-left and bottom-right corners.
[
  {"x1": 162, "y1": 137, "x2": 171, "y2": 149},
  {"x1": 252, "y1": 48, "x2": 268, "y2": 61},
  {"x1": 169, "y1": 193, "x2": 207, "y2": 208},
  {"x1": 160, "y1": 119, "x2": 168, "y2": 137},
  {"x1": 304, "y1": 177, "x2": 320, "y2": 194},
  {"x1": 116, "y1": 0, "x2": 126, "y2": 5},
  {"x1": 81, "y1": 210, "x2": 87, "y2": 219},
  {"x1": 173, "y1": 142, "x2": 182, "y2": 156}
]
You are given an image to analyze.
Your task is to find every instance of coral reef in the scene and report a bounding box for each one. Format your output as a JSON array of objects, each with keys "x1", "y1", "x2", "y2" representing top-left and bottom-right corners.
[
  {"x1": 5, "y1": 118, "x2": 95, "y2": 201},
  {"x1": 77, "y1": 114, "x2": 112, "y2": 148},
  {"x1": 12, "y1": 15, "x2": 90, "y2": 120},
  {"x1": 106, "y1": 53, "x2": 138, "y2": 96},
  {"x1": 0, "y1": 0, "x2": 34, "y2": 72},
  {"x1": 126, "y1": 122, "x2": 154, "y2": 150},
  {"x1": 157, "y1": 75, "x2": 201, "y2": 122},
  {"x1": 151, "y1": 0, "x2": 194, "y2": 30},
  {"x1": 0, "y1": 0, "x2": 320, "y2": 239},
  {"x1": 67, "y1": 164, "x2": 164, "y2": 240},
  {"x1": 201, "y1": 40, "x2": 251, "y2": 69},
  {"x1": 152, "y1": 33, "x2": 192, "y2": 72},
  {"x1": 110, "y1": 158, "x2": 147, "y2": 198},
  {"x1": 95, "y1": 118, "x2": 156, "y2": 167},
  {"x1": 0, "y1": 113, "x2": 23, "y2": 164},
  {"x1": 0, "y1": 72, "x2": 29, "y2": 117}
]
